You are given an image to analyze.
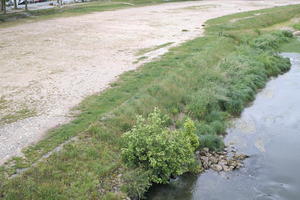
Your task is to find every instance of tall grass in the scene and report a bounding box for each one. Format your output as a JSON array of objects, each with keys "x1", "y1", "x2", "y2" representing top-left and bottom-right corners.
[{"x1": 0, "y1": 4, "x2": 299, "y2": 200}]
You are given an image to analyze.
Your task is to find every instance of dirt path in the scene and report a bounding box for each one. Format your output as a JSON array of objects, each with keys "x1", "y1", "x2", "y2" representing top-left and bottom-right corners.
[{"x1": 1, "y1": 0, "x2": 299, "y2": 164}]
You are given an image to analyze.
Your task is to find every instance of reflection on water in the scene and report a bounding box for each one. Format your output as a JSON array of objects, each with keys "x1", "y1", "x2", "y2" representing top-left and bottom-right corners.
[{"x1": 148, "y1": 53, "x2": 300, "y2": 200}]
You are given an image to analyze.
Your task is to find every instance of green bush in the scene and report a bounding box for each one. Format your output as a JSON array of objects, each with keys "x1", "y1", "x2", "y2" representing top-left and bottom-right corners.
[{"x1": 121, "y1": 108, "x2": 200, "y2": 184}]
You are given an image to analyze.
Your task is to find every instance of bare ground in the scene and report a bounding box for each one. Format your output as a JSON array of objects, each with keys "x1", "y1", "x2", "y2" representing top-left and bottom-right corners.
[{"x1": 1, "y1": 0, "x2": 300, "y2": 164}]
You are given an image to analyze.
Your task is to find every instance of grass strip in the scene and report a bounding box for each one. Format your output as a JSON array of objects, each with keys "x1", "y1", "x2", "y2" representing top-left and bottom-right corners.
[{"x1": 135, "y1": 42, "x2": 174, "y2": 56}]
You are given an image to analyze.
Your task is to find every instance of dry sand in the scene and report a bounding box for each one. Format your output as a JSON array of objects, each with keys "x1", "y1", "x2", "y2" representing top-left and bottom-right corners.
[{"x1": 1, "y1": 0, "x2": 300, "y2": 164}]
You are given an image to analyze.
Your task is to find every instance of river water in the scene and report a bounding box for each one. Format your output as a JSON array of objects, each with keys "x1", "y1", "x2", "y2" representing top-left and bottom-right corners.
[{"x1": 148, "y1": 53, "x2": 300, "y2": 200}]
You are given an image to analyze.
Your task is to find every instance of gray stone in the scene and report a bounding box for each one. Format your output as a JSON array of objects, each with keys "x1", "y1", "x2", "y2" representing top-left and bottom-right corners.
[
  {"x1": 218, "y1": 159, "x2": 228, "y2": 166},
  {"x1": 233, "y1": 154, "x2": 249, "y2": 160},
  {"x1": 211, "y1": 157, "x2": 219, "y2": 164},
  {"x1": 200, "y1": 156, "x2": 208, "y2": 163},
  {"x1": 212, "y1": 164, "x2": 223, "y2": 172},
  {"x1": 223, "y1": 165, "x2": 231, "y2": 172}
]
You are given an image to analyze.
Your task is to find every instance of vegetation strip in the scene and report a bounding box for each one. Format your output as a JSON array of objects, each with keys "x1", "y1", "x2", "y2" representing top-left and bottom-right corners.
[
  {"x1": 1, "y1": 4, "x2": 300, "y2": 200},
  {"x1": 135, "y1": 42, "x2": 174, "y2": 56}
]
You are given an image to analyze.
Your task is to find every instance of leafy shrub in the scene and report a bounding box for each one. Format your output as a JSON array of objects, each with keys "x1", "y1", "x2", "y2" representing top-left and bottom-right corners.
[
  {"x1": 121, "y1": 108, "x2": 200, "y2": 184},
  {"x1": 184, "y1": 118, "x2": 200, "y2": 149}
]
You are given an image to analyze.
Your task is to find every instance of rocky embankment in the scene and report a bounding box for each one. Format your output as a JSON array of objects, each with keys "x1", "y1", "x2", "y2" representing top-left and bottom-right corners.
[{"x1": 198, "y1": 147, "x2": 249, "y2": 172}]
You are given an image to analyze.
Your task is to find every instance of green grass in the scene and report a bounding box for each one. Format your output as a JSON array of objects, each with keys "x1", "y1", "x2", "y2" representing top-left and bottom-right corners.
[
  {"x1": 133, "y1": 56, "x2": 148, "y2": 64},
  {"x1": 205, "y1": 4, "x2": 300, "y2": 35},
  {"x1": 280, "y1": 37, "x2": 300, "y2": 53},
  {"x1": 0, "y1": 108, "x2": 36, "y2": 125},
  {"x1": 135, "y1": 42, "x2": 173, "y2": 56},
  {"x1": 0, "y1": 97, "x2": 7, "y2": 110},
  {"x1": 181, "y1": 4, "x2": 218, "y2": 10},
  {"x1": 293, "y1": 23, "x2": 300, "y2": 30},
  {"x1": 1, "y1": 4, "x2": 300, "y2": 200}
]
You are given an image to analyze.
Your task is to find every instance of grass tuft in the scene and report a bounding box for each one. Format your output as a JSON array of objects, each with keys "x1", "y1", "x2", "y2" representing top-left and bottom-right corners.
[{"x1": 0, "y1": 108, "x2": 36, "y2": 125}]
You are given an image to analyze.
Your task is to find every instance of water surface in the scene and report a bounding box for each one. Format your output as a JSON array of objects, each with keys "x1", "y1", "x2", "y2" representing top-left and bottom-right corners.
[{"x1": 148, "y1": 53, "x2": 300, "y2": 200}]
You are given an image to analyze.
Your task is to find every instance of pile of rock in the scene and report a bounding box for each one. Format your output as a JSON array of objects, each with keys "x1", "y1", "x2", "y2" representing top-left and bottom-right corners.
[{"x1": 198, "y1": 147, "x2": 249, "y2": 172}]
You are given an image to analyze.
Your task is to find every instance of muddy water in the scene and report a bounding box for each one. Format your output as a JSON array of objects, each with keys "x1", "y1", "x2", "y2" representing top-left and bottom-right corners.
[{"x1": 148, "y1": 53, "x2": 300, "y2": 200}]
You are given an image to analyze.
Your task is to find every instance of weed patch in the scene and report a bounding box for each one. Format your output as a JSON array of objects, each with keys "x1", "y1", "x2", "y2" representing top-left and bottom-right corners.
[
  {"x1": 0, "y1": 108, "x2": 36, "y2": 125},
  {"x1": 135, "y1": 42, "x2": 173, "y2": 56},
  {"x1": 0, "y1": 97, "x2": 7, "y2": 110}
]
